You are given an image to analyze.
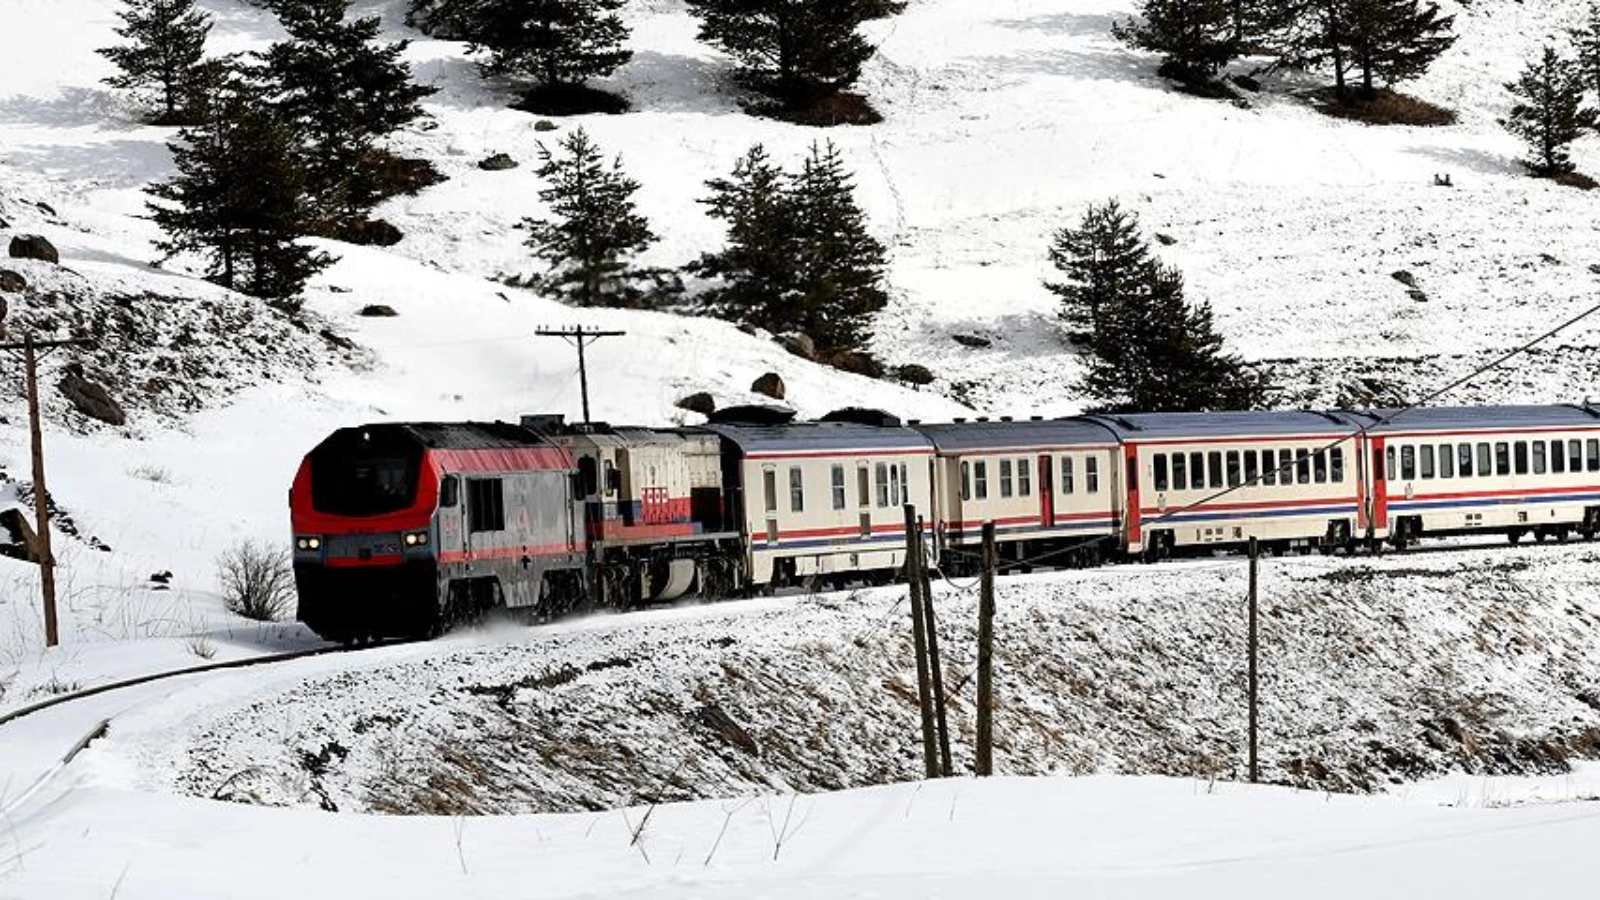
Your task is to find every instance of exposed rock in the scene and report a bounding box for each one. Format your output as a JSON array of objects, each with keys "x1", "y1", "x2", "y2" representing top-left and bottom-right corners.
[
  {"x1": 777, "y1": 332, "x2": 817, "y2": 361},
  {"x1": 0, "y1": 508, "x2": 41, "y2": 563},
  {"x1": 675, "y1": 392, "x2": 716, "y2": 416},
  {"x1": 359, "y1": 304, "x2": 398, "y2": 317},
  {"x1": 34, "y1": 201, "x2": 56, "y2": 217},
  {"x1": 345, "y1": 219, "x2": 402, "y2": 246},
  {"x1": 0, "y1": 294, "x2": 7, "y2": 334},
  {"x1": 1231, "y1": 74, "x2": 1262, "y2": 93},
  {"x1": 9, "y1": 234, "x2": 58, "y2": 264},
  {"x1": 320, "y1": 328, "x2": 356, "y2": 350},
  {"x1": 150, "y1": 570, "x2": 173, "y2": 585},
  {"x1": 830, "y1": 351, "x2": 884, "y2": 378},
  {"x1": 751, "y1": 372, "x2": 786, "y2": 400},
  {"x1": 1407, "y1": 289, "x2": 1429, "y2": 303},
  {"x1": 478, "y1": 153, "x2": 519, "y2": 171},
  {"x1": 58, "y1": 366, "x2": 127, "y2": 426},
  {"x1": 533, "y1": 120, "x2": 558, "y2": 132},
  {"x1": 952, "y1": 333, "x2": 992, "y2": 349},
  {"x1": 737, "y1": 322, "x2": 759, "y2": 336},
  {"x1": 1390, "y1": 270, "x2": 1417, "y2": 288},
  {"x1": 1155, "y1": 233, "x2": 1178, "y2": 246},
  {"x1": 895, "y1": 363, "x2": 936, "y2": 386},
  {"x1": 1, "y1": 269, "x2": 27, "y2": 293}
]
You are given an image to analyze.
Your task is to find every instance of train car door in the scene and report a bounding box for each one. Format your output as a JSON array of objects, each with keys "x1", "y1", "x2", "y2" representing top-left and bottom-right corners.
[
  {"x1": 1370, "y1": 437, "x2": 1389, "y2": 534},
  {"x1": 1038, "y1": 453, "x2": 1055, "y2": 528},
  {"x1": 1123, "y1": 444, "x2": 1142, "y2": 551}
]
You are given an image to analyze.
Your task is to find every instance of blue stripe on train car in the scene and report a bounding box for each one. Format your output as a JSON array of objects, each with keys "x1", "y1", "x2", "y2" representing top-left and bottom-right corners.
[
  {"x1": 1150, "y1": 503, "x2": 1359, "y2": 525},
  {"x1": 1391, "y1": 490, "x2": 1600, "y2": 512},
  {"x1": 946, "y1": 519, "x2": 1120, "y2": 539}
]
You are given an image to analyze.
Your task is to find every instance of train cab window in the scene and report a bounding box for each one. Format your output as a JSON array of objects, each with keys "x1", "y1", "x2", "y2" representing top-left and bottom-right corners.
[
  {"x1": 960, "y1": 461, "x2": 972, "y2": 501},
  {"x1": 790, "y1": 467, "x2": 805, "y2": 513},
  {"x1": 1400, "y1": 446, "x2": 1416, "y2": 481},
  {"x1": 1000, "y1": 459, "x2": 1014, "y2": 498},
  {"x1": 975, "y1": 461, "x2": 990, "y2": 499},
  {"x1": 763, "y1": 469, "x2": 778, "y2": 514},
  {"x1": 1478, "y1": 443, "x2": 1492, "y2": 477},
  {"x1": 1262, "y1": 450, "x2": 1277, "y2": 486},
  {"x1": 1551, "y1": 441, "x2": 1566, "y2": 474},
  {"x1": 1314, "y1": 450, "x2": 1329, "y2": 483},
  {"x1": 1419, "y1": 446, "x2": 1434, "y2": 480},
  {"x1": 467, "y1": 479, "x2": 506, "y2": 533},
  {"x1": 1244, "y1": 450, "x2": 1259, "y2": 485},
  {"x1": 1458, "y1": 444, "x2": 1474, "y2": 477},
  {"x1": 1495, "y1": 442, "x2": 1511, "y2": 476},
  {"x1": 1061, "y1": 457, "x2": 1074, "y2": 495},
  {"x1": 858, "y1": 466, "x2": 871, "y2": 507},
  {"x1": 1572, "y1": 440, "x2": 1585, "y2": 472},
  {"x1": 1085, "y1": 457, "x2": 1100, "y2": 493},
  {"x1": 1226, "y1": 451, "x2": 1242, "y2": 488},
  {"x1": 1154, "y1": 454, "x2": 1170, "y2": 492},
  {"x1": 439, "y1": 475, "x2": 459, "y2": 508},
  {"x1": 1532, "y1": 441, "x2": 1547, "y2": 475},
  {"x1": 875, "y1": 463, "x2": 891, "y2": 507},
  {"x1": 1438, "y1": 445, "x2": 1454, "y2": 479},
  {"x1": 1172, "y1": 453, "x2": 1188, "y2": 490},
  {"x1": 1296, "y1": 450, "x2": 1312, "y2": 484},
  {"x1": 832, "y1": 465, "x2": 848, "y2": 510},
  {"x1": 1207, "y1": 452, "x2": 1224, "y2": 489},
  {"x1": 1513, "y1": 442, "x2": 1529, "y2": 475},
  {"x1": 1588, "y1": 439, "x2": 1600, "y2": 472},
  {"x1": 1018, "y1": 458, "x2": 1032, "y2": 496}
]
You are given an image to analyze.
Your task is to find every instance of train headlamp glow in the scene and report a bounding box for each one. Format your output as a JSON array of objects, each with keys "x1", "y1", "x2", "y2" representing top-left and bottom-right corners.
[
  {"x1": 404, "y1": 531, "x2": 429, "y2": 547},
  {"x1": 296, "y1": 536, "x2": 322, "y2": 551}
]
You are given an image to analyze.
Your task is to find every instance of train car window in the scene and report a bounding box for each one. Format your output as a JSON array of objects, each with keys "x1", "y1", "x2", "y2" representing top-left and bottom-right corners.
[
  {"x1": 1018, "y1": 458, "x2": 1032, "y2": 496},
  {"x1": 1154, "y1": 454, "x2": 1170, "y2": 492},
  {"x1": 1438, "y1": 445, "x2": 1454, "y2": 479},
  {"x1": 1263, "y1": 449, "x2": 1278, "y2": 486},
  {"x1": 1061, "y1": 457, "x2": 1074, "y2": 495},
  {"x1": 1551, "y1": 441, "x2": 1566, "y2": 474},
  {"x1": 605, "y1": 463, "x2": 621, "y2": 496},
  {"x1": 763, "y1": 469, "x2": 778, "y2": 514},
  {"x1": 1314, "y1": 450, "x2": 1329, "y2": 483},
  {"x1": 875, "y1": 463, "x2": 890, "y2": 507},
  {"x1": 960, "y1": 461, "x2": 972, "y2": 501},
  {"x1": 1386, "y1": 446, "x2": 1396, "y2": 480},
  {"x1": 1458, "y1": 444, "x2": 1473, "y2": 477},
  {"x1": 1207, "y1": 452, "x2": 1224, "y2": 489},
  {"x1": 1513, "y1": 442, "x2": 1529, "y2": 475},
  {"x1": 1494, "y1": 443, "x2": 1510, "y2": 476},
  {"x1": 1243, "y1": 450, "x2": 1259, "y2": 485},
  {"x1": 1296, "y1": 450, "x2": 1312, "y2": 484},
  {"x1": 439, "y1": 475, "x2": 459, "y2": 508},
  {"x1": 1478, "y1": 443, "x2": 1492, "y2": 477},
  {"x1": 1331, "y1": 447, "x2": 1345, "y2": 483},
  {"x1": 1172, "y1": 453, "x2": 1188, "y2": 490},
  {"x1": 975, "y1": 461, "x2": 990, "y2": 499},
  {"x1": 1400, "y1": 446, "x2": 1415, "y2": 481},
  {"x1": 467, "y1": 479, "x2": 506, "y2": 533},
  {"x1": 1419, "y1": 446, "x2": 1434, "y2": 480},
  {"x1": 889, "y1": 464, "x2": 901, "y2": 506},
  {"x1": 858, "y1": 466, "x2": 871, "y2": 507},
  {"x1": 999, "y1": 459, "x2": 1014, "y2": 498},
  {"x1": 1572, "y1": 440, "x2": 1585, "y2": 472},
  {"x1": 1189, "y1": 452, "x2": 1204, "y2": 488},
  {"x1": 901, "y1": 463, "x2": 910, "y2": 501},
  {"x1": 832, "y1": 465, "x2": 848, "y2": 510},
  {"x1": 1086, "y1": 457, "x2": 1100, "y2": 493},
  {"x1": 790, "y1": 467, "x2": 805, "y2": 513},
  {"x1": 1226, "y1": 451, "x2": 1242, "y2": 488},
  {"x1": 1532, "y1": 441, "x2": 1547, "y2": 475},
  {"x1": 1588, "y1": 439, "x2": 1600, "y2": 472}
]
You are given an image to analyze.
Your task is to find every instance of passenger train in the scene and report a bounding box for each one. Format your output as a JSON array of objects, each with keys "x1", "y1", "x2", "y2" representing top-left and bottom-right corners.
[{"x1": 288, "y1": 404, "x2": 1600, "y2": 641}]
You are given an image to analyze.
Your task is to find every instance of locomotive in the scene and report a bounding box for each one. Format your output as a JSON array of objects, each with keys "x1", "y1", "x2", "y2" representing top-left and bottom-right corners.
[{"x1": 289, "y1": 404, "x2": 1600, "y2": 641}]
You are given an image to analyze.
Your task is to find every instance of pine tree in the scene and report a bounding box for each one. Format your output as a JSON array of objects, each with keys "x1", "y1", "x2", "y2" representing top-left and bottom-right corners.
[
  {"x1": 1229, "y1": 0, "x2": 1298, "y2": 48},
  {"x1": 146, "y1": 76, "x2": 332, "y2": 307},
  {"x1": 786, "y1": 142, "x2": 890, "y2": 356},
  {"x1": 1342, "y1": 0, "x2": 1454, "y2": 98},
  {"x1": 521, "y1": 128, "x2": 669, "y2": 309},
  {"x1": 693, "y1": 145, "x2": 799, "y2": 331},
  {"x1": 262, "y1": 0, "x2": 436, "y2": 229},
  {"x1": 1113, "y1": 0, "x2": 1238, "y2": 86},
  {"x1": 465, "y1": 0, "x2": 631, "y2": 110},
  {"x1": 1572, "y1": 1, "x2": 1600, "y2": 102},
  {"x1": 685, "y1": 0, "x2": 878, "y2": 104},
  {"x1": 1501, "y1": 47, "x2": 1599, "y2": 177},
  {"x1": 98, "y1": 0, "x2": 213, "y2": 125},
  {"x1": 1045, "y1": 200, "x2": 1152, "y2": 349}
]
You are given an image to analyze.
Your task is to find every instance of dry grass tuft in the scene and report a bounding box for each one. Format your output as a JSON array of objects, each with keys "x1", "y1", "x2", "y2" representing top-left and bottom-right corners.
[{"x1": 1315, "y1": 88, "x2": 1456, "y2": 127}]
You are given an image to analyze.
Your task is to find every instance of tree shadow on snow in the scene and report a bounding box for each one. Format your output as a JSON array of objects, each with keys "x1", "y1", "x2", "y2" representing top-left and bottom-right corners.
[
  {"x1": 194, "y1": 0, "x2": 289, "y2": 44},
  {"x1": 602, "y1": 51, "x2": 745, "y2": 116},
  {"x1": 0, "y1": 86, "x2": 132, "y2": 131},
  {"x1": 1407, "y1": 144, "x2": 1522, "y2": 179},
  {"x1": 992, "y1": 11, "x2": 1124, "y2": 38},
  {"x1": 2, "y1": 138, "x2": 174, "y2": 192}
]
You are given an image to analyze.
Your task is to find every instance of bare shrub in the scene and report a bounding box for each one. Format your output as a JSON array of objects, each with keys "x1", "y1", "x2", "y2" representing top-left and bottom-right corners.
[
  {"x1": 217, "y1": 540, "x2": 295, "y2": 622},
  {"x1": 127, "y1": 463, "x2": 173, "y2": 484},
  {"x1": 186, "y1": 633, "x2": 217, "y2": 660}
]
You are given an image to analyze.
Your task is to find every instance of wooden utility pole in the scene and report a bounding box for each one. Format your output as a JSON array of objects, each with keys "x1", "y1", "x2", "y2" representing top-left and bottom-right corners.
[
  {"x1": 1247, "y1": 536, "x2": 1260, "y2": 783},
  {"x1": 975, "y1": 521, "x2": 997, "y2": 776},
  {"x1": 916, "y1": 521, "x2": 952, "y2": 777},
  {"x1": 903, "y1": 504, "x2": 939, "y2": 778},
  {"x1": 533, "y1": 325, "x2": 625, "y2": 424},
  {"x1": 1, "y1": 333, "x2": 95, "y2": 648}
]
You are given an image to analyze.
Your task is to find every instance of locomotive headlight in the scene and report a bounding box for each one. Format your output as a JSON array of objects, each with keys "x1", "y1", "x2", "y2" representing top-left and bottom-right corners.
[
  {"x1": 296, "y1": 536, "x2": 322, "y2": 551},
  {"x1": 403, "y1": 531, "x2": 429, "y2": 547}
]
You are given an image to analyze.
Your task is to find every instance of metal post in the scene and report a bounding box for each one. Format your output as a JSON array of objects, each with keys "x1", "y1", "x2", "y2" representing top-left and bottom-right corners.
[
  {"x1": 24, "y1": 335, "x2": 58, "y2": 648},
  {"x1": 975, "y1": 521, "x2": 996, "y2": 776},
  {"x1": 574, "y1": 325, "x2": 591, "y2": 424},
  {"x1": 918, "y1": 522, "x2": 952, "y2": 778},
  {"x1": 903, "y1": 504, "x2": 939, "y2": 778},
  {"x1": 1247, "y1": 535, "x2": 1259, "y2": 783}
]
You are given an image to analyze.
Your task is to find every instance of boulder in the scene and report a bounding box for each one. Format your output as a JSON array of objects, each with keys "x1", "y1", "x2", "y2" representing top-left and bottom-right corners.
[
  {"x1": 346, "y1": 219, "x2": 402, "y2": 246},
  {"x1": 751, "y1": 372, "x2": 786, "y2": 400},
  {"x1": 895, "y1": 363, "x2": 936, "y2": 386},
  {"x1": 675, "y1": 392, "x2": 716, "y2": 416},
  {"x1": 777, "y1": 332, "x2": 817, "y2": 360},
  {"x1": 952, "y1": 333, "x2": 992, "y2": 349},
  {"x1": 0, "y1": 294, "x2": 7, "y2": 334},
  {"x1": 9, "y1": 234, "x2": 58, "y2": 264},
  {"x1": 478, "y1": 153, "x2": 519, "y2": 171},
  {"x1": 534, "y1": 120, "x2": 558, "y2": 132},
  {"x1": 1, "y1": 269, "x2": 28, "y2": 293},
  {"x1": 58, "y1": 367, "x2": 127, "y2": 426},
  {"x1": 1390, "y1": 270, "x2": 1417, "y2": 288},
  {"x1": 1231, "y1": 74, "x2": 1262, "y2": 93},
  {"x1": 1407, "y1": 289, "x2": 1429, "y2": 303},
  {"x1": 359, "y1": 304, "x2": 399, "y2": 317},
  {"x1": 1155, "y1": 233, "x2": 1177, "y2": 246},
  {"x1": 34, "y1": 201, "x2": 56, "y2": 217}
]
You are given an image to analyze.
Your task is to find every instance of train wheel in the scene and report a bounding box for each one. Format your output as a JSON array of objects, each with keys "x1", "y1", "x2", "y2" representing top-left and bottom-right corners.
[
  {"x1": 1556, "y1": 526, "x2": 1571, "y2": 543},
  {"x1": 1507, "y1": 528, "x2": 1525, "y2": 546}
]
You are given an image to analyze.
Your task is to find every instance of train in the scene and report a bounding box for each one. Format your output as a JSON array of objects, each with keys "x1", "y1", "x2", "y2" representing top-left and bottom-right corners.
[{"x1": 288, "y1": 404, "x2": 1600, "y2": 641}]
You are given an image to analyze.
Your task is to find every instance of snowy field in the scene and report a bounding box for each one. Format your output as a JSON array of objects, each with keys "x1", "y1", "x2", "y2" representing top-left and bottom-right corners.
[{"x1": 4, "y1": 0, "x2": 1600, "y2": 896}]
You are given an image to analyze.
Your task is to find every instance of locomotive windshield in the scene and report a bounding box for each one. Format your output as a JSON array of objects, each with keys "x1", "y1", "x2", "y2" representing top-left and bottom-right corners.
[{"x1": 309, "y1": 427, "x2": 422, "y2": 517}]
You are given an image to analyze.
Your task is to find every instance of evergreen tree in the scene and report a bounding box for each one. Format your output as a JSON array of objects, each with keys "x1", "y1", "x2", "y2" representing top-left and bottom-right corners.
[
  {"x1": 693, "y1": 145, "x2": 798, "y2": 331},
  {"x1": 262, "y1": 0, "x2": 436, "y2": 228},
  {"x1": 685, "y1": 0, "x2": 878, "y2": 103},
  {"x1": 1229, "y1": 0, "x2": 1298, "y2": 47},
  {"x1": 467, "y1": 0, "x2": 631, "y2": 100},
  {"x1": 98, "y1": 0, "x2": 213, "y2": 125},
  {"x1": 146, "y1": 76, "x2": 331, "y2": 307},
  {"x1": 1342, "y1": 0, "x2": 1454, "y2": 98},
  {"x1": 1113, "y1": 0, "x2": 1238, "y2": 86},
  {"x1": 786, "y1": 142, "x2": 890, "y2": 356},
  {"x1": 1572, "y1": 2, "x2": 1600, "y2": 102},
  {"x1": 1045, "y1": 200, "x2": 1152, "y2": 348},
  {"x1": 1501, "y1": 46, "x2": 1599, "y2": 177},
  {"x1": 521, "y1": 128, "x2": 669, "y2": 309}
]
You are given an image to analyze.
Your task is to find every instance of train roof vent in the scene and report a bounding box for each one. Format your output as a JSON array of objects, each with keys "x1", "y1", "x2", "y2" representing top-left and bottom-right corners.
[
  {"x1": 975, "y1": 416, "x2": 990, "y2": 422},
  {"x1": 953, "y1": 417, "x2": 967, "y2": 423},
  {"x1": 520, "y1": 413, "x2": 566, "y2": 434},
  {"x1": 1030, "y1": 415, "x2": 1044, "y2": 421},
  {"x1": 1000, "y1": 415, "x2": 1014, "y2": 422},
  {"x1": 820, "y1": 407, "x2": 902, "y2": 428},
  {"x1": 708, "y1": 404, "x2": 797, "y2": 425}
]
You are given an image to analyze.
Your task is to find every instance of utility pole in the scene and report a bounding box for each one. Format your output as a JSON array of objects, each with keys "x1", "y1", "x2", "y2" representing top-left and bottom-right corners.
[
  {"x1": 1247, "y1": 536, "x2": 1260, "y2": 783},
  {"x1": 903, "y1": 504, "x2": 939, "y2": 778},
  {"x1": 975, "y1": 521, "x2": 997, "y2": 776},
  {"x1": 533, "y1": 325, "x2": 624, "y2": 424},
  {"x1": 1, "y1": 333, "x2": 95, "y2": 648}
]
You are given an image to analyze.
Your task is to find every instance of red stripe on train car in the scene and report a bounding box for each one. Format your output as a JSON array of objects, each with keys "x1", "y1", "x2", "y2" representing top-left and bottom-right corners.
[{"x1": 430, "y1": 447, "x2": 574, "y2": 473}]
